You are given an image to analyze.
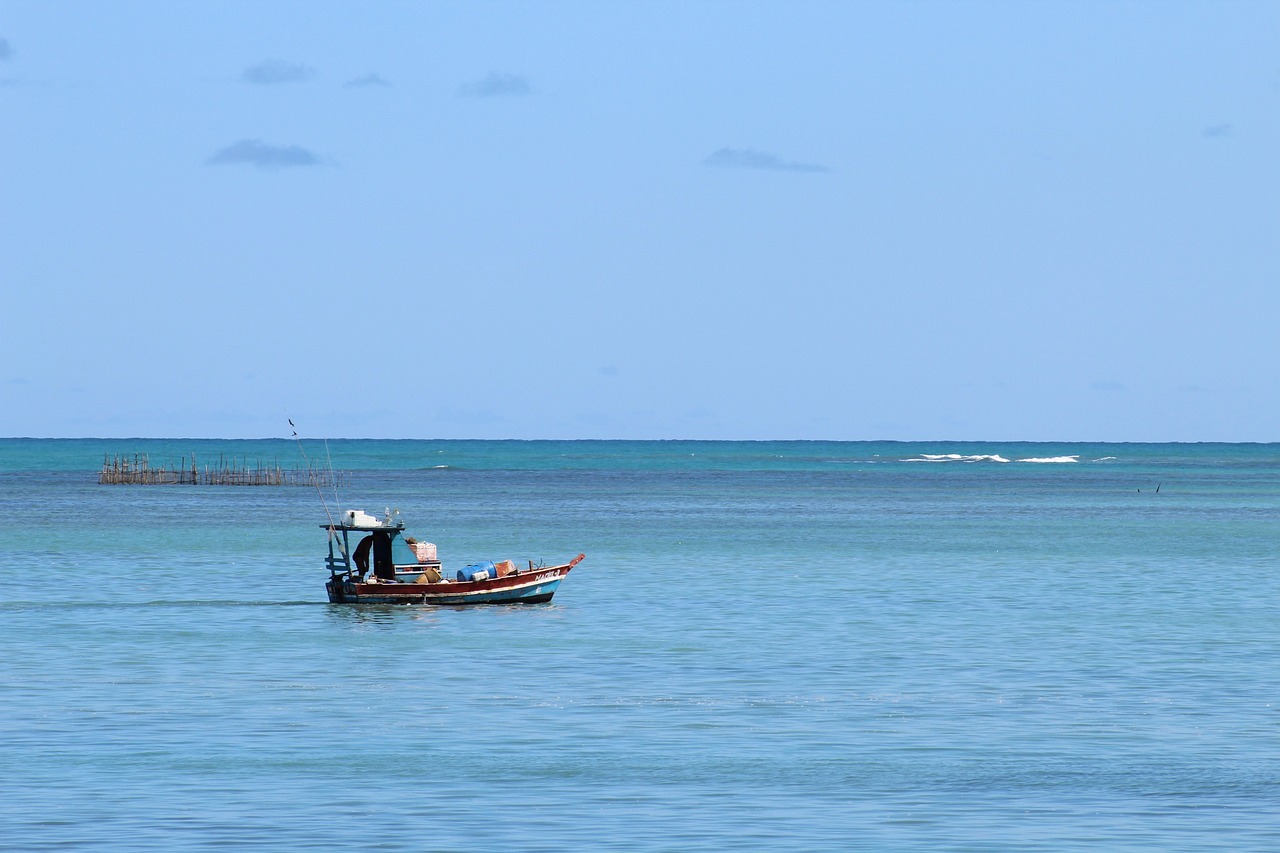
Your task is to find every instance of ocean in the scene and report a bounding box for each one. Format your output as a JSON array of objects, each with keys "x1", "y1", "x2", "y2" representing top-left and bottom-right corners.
[{"x1": 1, "y1": 439, "x2": 1277, "y2": 851}]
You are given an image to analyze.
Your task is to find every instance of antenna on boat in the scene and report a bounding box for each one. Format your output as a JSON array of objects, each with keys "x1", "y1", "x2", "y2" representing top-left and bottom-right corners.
[{"x1": 290, "y1": 419, "x2": 339, "y2": 532}]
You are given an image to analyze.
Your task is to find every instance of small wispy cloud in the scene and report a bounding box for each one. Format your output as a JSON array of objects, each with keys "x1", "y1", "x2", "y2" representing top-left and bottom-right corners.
[
  {"x1": 243, "y1": 60, "x2": 315, "y2": 85},
  {"x1": 206, "y1": 139, "x2": 321, "y2": 170},
  {"x1": 458, "y1": 72, "x2": 531, "y2": 98},
  {"x1": 0, "y1": 38, "x2": 13, "y2": 61},
  {"x1": 1202, "y1": 123, "x2": 1233, "y2": 139},
  {"x1": 703, "y1": 147, "x2": 829, "y2": 173},
  {"x1": 345, "y1": 73, "x2": 391, "y2": 88}
]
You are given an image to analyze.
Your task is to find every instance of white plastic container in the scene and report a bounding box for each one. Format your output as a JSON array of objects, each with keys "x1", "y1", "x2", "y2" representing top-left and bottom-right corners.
[{"x1": 344, "y1": 509, "x2": 380, "y2": 528}]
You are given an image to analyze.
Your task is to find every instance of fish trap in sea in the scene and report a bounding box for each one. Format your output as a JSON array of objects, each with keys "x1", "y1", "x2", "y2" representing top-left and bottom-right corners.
[{"x1": 98, "y1": 452, "x2": 348, "y2": 487}]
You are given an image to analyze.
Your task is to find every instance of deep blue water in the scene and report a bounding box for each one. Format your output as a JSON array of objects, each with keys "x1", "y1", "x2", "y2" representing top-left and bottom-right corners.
[{"x1": 1, "y1": 440, "x2": 1278, "y2": 850}]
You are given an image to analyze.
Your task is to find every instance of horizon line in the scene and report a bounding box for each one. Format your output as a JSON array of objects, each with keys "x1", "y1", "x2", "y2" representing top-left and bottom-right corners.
[{"x1": 2, "y1": 436, "x2": 1276, "y2": 445}]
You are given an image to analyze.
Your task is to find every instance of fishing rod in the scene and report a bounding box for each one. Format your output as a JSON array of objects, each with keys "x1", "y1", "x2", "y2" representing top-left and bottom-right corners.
[
  {"x1": 290, "y1": 419, "x2": 341, "y2": 537},
  {"x1": 323, "y1": 436, "x2": 341, "y2": 519}
]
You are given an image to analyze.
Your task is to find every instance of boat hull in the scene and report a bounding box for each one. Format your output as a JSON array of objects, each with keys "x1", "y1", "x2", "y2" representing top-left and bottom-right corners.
[{"x1": 326, "y1": 560, "x2": 577, "y2": 605}]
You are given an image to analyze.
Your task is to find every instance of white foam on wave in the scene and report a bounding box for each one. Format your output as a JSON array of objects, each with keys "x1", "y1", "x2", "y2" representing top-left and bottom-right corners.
[
  {"x1": 1016, "y1": 456, "x2": 1079, "y2": 464},
  {"x1": 904, "y1": 454, "x2": 1011, "y2": 463}
]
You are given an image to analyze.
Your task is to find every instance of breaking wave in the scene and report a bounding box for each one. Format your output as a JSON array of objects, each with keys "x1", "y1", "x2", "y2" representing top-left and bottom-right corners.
[
  {"x1": 904, "y1": 454, "x2": 1011, "y2": 463},
  {"x1": 902, "y1": 453, "x2": 1084, "y2": 465}
]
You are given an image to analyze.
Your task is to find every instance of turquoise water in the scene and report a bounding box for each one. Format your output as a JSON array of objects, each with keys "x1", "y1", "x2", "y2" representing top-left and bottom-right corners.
[{"x1": 1, "y1": 440, "x2": 1278, "y2": 850}]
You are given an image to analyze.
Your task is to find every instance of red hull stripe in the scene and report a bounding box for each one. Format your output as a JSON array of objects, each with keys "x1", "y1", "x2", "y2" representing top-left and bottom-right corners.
[{"x1": 345, "y1": 562, "x2": 575, "y2": 600}]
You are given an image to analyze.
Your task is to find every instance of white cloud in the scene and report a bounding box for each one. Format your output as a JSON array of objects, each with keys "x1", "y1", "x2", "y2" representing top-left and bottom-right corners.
[
  {"x1": 243, "y1": 60, "x2": 315, "y2": 85},
  {"x1": 206, "y1": 139, "x2": 321, "y2": 169},
  {"x1": 345, "y1": 73, "x2": 391, "y2": 88},
  {"x1": 703, "y1": 147, "x2": 828, "y2": 173},
  {"x1": 458, "y1": 72, "x2": 531, "y2": 98}
]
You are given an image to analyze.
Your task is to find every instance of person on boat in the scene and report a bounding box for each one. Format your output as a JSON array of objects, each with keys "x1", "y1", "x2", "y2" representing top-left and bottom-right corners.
[
  {"x1": 370, "y1": 531, "x2": 395, "y2": 581},
  {"x1": 353, "y1": 534, "x2": 374, "y2": 577},
  {"x1": 353, "y1": 532, "x2": 395, "y2": 581}
]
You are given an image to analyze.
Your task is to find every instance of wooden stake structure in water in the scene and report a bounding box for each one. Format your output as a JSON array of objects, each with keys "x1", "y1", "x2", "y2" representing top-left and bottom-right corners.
[{"x1": 99, "y1": 452, "x2": 347, "y2": 487}]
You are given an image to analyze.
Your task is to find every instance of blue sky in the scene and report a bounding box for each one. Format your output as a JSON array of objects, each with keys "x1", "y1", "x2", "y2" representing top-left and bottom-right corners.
[{"x1": 2, "y1": 1, "x2": 1277, "y2": 440}]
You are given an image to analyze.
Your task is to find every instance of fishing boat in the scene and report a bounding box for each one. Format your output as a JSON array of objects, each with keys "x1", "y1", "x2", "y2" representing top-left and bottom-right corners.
[{"x1": 322, "y1": 508, "x2": 584, "y2": 605}]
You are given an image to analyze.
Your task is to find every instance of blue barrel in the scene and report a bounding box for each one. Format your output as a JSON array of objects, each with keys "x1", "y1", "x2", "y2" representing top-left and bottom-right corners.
[{"x1": 456, "y1": 561, "x2": 496, "y2": 582}]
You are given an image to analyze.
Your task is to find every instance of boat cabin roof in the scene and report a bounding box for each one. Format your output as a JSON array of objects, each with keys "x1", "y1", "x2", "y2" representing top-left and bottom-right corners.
[
  {"x1": 324, "y1": 509, "x2": 405, "y2": 534},
  {"x1": 322, "y1": 523, "x2": 405, "y2": 533}
]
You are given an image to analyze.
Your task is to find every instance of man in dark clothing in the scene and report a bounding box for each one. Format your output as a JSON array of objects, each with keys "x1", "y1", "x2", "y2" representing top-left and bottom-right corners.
[
  {"x1": 353, "y1": 534, "x2": 373, "y2": 576},
  {"x1": 371, "y1": 531, "x2": 395, "y2": 581},
  {"x1": 352, "y1": 532, "x2": 396, "y2": 580}
]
